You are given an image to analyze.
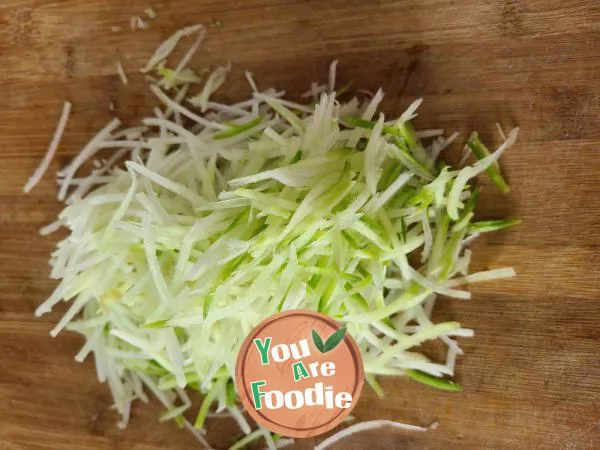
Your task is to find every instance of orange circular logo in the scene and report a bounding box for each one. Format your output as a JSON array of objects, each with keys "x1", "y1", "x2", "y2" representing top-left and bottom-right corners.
[{"x1": 235, "y1": 310, "x2": 364, "y2": 438}]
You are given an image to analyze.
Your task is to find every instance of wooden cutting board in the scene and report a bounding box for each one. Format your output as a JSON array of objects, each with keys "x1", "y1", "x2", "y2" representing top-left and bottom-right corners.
[{"x1": 1, "y1": 0, "x2": 599, "y2": 449}]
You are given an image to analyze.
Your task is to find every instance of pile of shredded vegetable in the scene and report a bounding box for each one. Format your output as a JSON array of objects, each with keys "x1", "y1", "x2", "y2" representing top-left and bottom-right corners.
[{"x1": 29, "y1": 24, "x2": 520, "y2": 450}]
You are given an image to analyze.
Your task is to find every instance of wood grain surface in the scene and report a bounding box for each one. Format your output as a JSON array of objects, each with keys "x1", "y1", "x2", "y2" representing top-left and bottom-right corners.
[{"x1": 1, "y1": 0, "x2": 599, "y2": 449}]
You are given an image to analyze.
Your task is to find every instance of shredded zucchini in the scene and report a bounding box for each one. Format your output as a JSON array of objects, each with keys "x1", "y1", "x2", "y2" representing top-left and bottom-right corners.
[{"x1": 31, "y1": 25, "x2": 520, "y2": 449}]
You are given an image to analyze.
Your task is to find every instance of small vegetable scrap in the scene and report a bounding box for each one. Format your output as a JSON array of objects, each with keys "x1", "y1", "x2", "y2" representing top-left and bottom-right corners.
[
  {"x1": 130, "y1": 6, "x2": 157, "y2": 31},
  {"x1": 27, "y1": 23, "x2": 519, "y2": 450},
  {"x1": 210, "y1": 18, "x2": 223, "y2": 28}
]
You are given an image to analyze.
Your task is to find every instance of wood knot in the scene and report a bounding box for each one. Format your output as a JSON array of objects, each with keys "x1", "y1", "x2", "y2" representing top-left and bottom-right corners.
[
  {"x1": 500, "y1": 0, "x2": 524, "y2": 36},
  {"x1": 405, "y1": 44, "x2": 430, "y2": 56},
  {"x1": 4, "y1": 7, "x2": 38, "y2": 46}
]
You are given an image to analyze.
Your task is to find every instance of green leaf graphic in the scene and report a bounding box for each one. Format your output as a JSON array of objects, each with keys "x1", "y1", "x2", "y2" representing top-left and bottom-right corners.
[
  {"x1": 312, "y1": 329, "x2": 325, "y2": 352},
  {"x1": 322, "y1": 327, "x2": 347, "y2": 353}
]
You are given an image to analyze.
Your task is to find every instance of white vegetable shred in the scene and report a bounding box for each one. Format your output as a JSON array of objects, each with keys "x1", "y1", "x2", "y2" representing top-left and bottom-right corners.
[
  {"x1": 23, "y1": 101, "x2": 71, "y2": 193},
  {"x1": 116, "y1": 58, "x2": 128, "y2": 86}
]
